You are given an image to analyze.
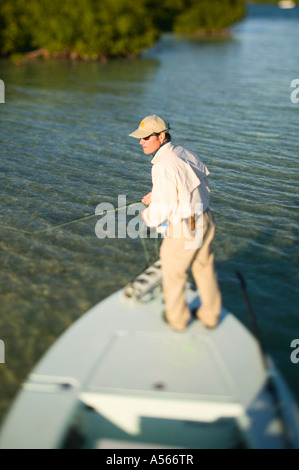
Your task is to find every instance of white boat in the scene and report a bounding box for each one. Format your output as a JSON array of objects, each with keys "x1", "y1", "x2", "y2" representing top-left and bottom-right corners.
[
  {"x1": 0, "y1": 260, "x2": 299, "y2": 449},
  {"x1": 278, "y1": 1, "x2": 296, "y2": 9}
]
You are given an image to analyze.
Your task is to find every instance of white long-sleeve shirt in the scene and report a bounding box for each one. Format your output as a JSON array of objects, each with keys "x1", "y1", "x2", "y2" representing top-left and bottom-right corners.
[{"x1": 142, "y1": 142, "x2": 211, "y2": 229}]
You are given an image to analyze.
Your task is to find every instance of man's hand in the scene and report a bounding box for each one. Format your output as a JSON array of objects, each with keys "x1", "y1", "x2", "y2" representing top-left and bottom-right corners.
[{"x1": 141, "y1": 192, "x2": 152, "y2": 205}]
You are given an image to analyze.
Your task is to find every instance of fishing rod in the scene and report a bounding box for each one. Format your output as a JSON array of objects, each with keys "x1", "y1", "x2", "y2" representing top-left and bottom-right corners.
[
  {"x1": 0, "y1": 196, "x2": 159, "y2": 267},
  {"x1": 1, "y1": 197, "x2": 159, "y2": 272},
  {"x1": 236, "y1": 270, "x2": 294, "y2": 449},
  {"x1": 0, "y1": 199, "x2": 142, "y2": 235}
]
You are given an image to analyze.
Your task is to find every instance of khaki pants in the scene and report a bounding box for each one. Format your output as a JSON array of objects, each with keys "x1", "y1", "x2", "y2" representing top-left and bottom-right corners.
[{"x1": 160, "y1": 209, "x2": 222, "y2": 331}]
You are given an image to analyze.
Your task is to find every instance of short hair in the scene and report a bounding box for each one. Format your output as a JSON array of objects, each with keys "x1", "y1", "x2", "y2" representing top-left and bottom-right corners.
[{"x1": 154, "y1": 132, "x2": 171, "y2": 141}]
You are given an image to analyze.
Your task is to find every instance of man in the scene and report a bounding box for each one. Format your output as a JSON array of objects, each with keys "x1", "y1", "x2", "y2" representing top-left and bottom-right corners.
[{"x1": 129, "y1": 114, "x2": 222, "y2": 331}]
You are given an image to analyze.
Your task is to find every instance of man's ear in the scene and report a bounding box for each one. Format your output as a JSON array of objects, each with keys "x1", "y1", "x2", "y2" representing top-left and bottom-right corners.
[{"x1": 159, "y1": 132, "x2": 166, "y2": 144}]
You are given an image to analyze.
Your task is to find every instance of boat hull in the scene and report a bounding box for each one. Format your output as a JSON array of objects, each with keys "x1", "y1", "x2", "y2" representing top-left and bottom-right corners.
[{"x1": 0, "y1": 263, "x2": 299, "y2": 449}]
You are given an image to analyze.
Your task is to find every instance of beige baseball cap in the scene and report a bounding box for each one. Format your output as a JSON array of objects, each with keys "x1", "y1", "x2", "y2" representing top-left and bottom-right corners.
[{"x1": 129, "y1": 115, "x2": 169, "y2": 139}]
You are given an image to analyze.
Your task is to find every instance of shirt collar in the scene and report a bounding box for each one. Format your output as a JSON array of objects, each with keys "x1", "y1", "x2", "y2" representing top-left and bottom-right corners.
[{"x1": 151, "y1": 140, "x2": 171, "y2": 164}]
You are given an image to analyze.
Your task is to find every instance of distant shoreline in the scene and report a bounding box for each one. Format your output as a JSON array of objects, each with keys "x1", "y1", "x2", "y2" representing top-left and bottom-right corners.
[{"x1": 3, "y1": 29, "x2": 233, "y2": 66}]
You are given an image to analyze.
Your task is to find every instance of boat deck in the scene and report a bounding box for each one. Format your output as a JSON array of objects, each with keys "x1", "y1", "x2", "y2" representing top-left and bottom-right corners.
[{"x1": 1, "y1": 263, "x2": 299, "y2": 449}]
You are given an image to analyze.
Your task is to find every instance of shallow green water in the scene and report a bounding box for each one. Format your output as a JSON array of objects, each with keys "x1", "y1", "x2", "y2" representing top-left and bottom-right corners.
[{"x1": 0, "y1": 4, "x2": 298, "y2": 424}]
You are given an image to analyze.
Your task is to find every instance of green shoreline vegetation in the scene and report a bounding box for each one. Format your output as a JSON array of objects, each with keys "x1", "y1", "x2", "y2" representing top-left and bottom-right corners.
[{"x1": 0, "y1": 0, "x2": 246, "y2": 64}]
